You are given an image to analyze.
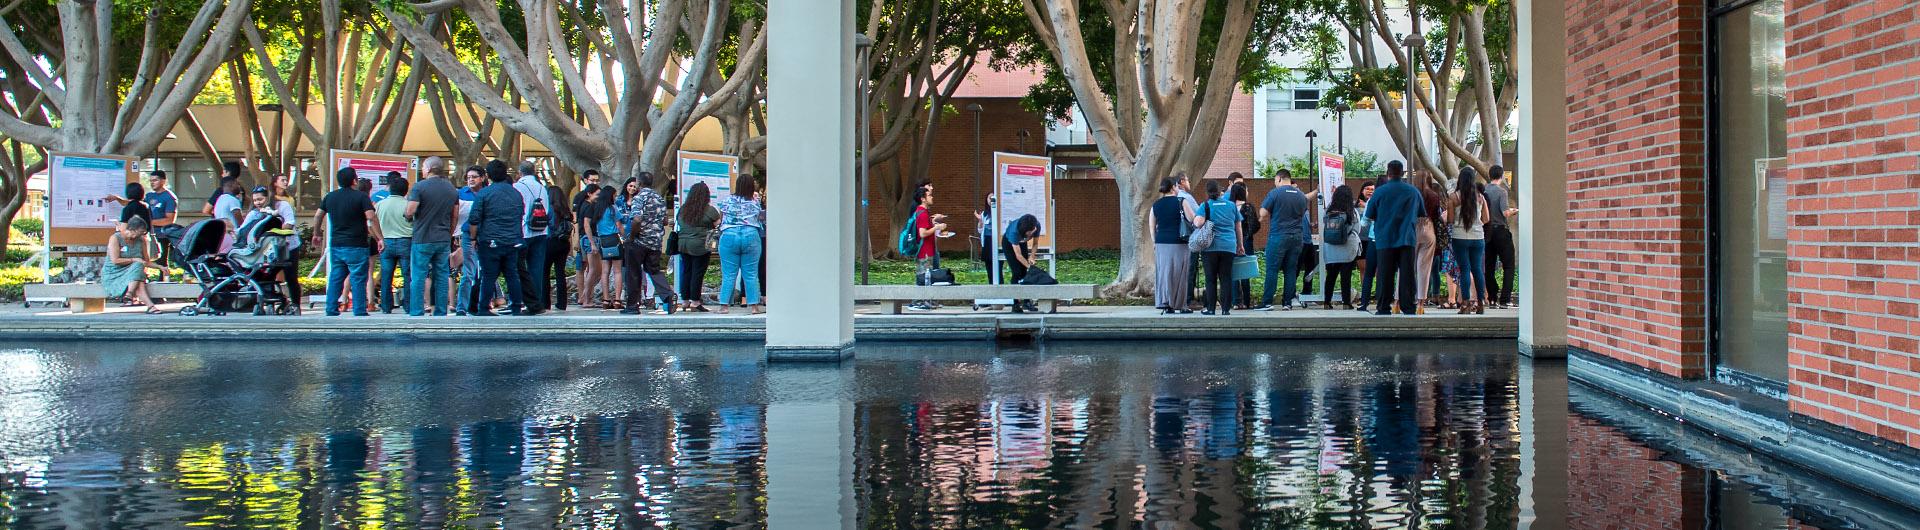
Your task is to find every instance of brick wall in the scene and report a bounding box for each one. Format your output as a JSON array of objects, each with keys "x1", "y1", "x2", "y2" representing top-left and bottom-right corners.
[
  {"x1": 863, "y1": 94, "x2": 1266, "y2": 254},
  {"x1": 1568, "y1": 415, "x2": 1708, "y2": 530},
  {"x1": 1564, "y1": 0, "x2": 1712, "y2": 378},
  {"x1": 1781, "y1": 0, "x2": 1920, "y2": 448}
]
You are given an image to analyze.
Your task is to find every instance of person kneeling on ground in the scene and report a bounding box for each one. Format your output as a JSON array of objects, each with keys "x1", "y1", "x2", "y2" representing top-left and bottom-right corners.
[{"x1": 1003, "y1": 214, "x2": 1043, "y2": 313}]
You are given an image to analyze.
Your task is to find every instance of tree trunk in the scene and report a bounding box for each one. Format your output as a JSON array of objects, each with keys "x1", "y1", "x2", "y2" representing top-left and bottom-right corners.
[{"x1": 1105, "y1": 160, "x2": 1159, "y2": 298}]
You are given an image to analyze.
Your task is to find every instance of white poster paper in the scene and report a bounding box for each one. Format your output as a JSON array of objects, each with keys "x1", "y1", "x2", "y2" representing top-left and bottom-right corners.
[
  {"x1": 1760, "y1": 159, "x2": 1788, "y2": 240},
  {"x1": 1318, "y1": 151, "x2": 1345, "y2": 212},
  {"x1": 997, "y1": 161, "x2": 1048, "y2": 236},
  {"x1": 678, "y1": 152, "x2": 737, "y2": 202},
  {"x1": 49, "y1": 155, "x2": 128, "y2": 229}
]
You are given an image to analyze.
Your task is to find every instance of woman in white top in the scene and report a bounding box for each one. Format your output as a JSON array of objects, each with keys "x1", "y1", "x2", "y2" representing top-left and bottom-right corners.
[{"x1": 1441, "y1": 167, "x2": 1491, "y2": 314}]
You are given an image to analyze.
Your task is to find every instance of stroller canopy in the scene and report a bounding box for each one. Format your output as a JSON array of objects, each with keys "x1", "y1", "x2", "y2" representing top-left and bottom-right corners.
[{"x1": 176, "y1": 219, "x2": 228, "y2": 261}]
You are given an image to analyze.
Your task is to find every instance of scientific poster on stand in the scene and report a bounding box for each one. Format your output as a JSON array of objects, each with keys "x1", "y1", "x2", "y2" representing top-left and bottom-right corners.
[
  {"x1": 677, "y1": 151, "x2": 737, "y2": 202},
  {"x1": 46, "y1": 152, "x2": 137, "y2": 246},
  {"x1": 327, "y1": 149, "x2": 417, "y2": 198},
  {"x1": 994, "y1": 152, "x2": 1053, "y2": 247},
  {"x1": 1318, "y1": 151, "x2": 1344, "y2": 212},
  {"x1": 49, "y1": 154, "x2": 131, "y2": 228}
]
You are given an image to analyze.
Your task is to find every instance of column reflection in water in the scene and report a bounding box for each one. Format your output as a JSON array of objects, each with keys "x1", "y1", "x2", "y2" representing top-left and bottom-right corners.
[{"x1": 2, "y1": 340, "x2": 1548, "y2": 528}]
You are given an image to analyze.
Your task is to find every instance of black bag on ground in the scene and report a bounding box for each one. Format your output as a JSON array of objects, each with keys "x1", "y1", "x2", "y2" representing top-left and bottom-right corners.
[
  {"x1": 916, "y1": 253, "x2": 957, "y2": 286},
  {"x1": 1019, "y1": 269, "x2": 1059, "y2": 285}
]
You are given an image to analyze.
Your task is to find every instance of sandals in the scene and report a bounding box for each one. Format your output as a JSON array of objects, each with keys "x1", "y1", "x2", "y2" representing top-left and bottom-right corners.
[{"x1": 144, "y1": 306, "x2": 162, "y2": 315}]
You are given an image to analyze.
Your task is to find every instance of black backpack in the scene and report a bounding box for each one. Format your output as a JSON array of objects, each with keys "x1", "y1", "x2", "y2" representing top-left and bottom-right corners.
[{"x1": 527, "y1": 197, "x2": 552, "y2": 233}]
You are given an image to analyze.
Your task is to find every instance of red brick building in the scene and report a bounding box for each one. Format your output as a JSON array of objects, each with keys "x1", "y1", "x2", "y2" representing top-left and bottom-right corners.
[{"x1": 1557, "y1": 0, "x2": 1920, "y2": 496}]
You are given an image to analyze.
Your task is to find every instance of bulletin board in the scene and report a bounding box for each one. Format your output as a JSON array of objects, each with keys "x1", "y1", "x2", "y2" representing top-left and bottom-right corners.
[
  {"x1": 45, "y1": 152, "x2": 139, "y2": 246},
  {"x1": 993, "y1": 152, "x2": 1054, "y2": 249}
]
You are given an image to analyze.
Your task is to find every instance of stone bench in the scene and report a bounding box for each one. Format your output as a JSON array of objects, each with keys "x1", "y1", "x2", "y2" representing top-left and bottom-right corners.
[
  {"x1": 24, "y1": 282, "x2": 203, "y2": 313},
  {"x1": 854, "y1": 284, "x2": 1099, "y2": 314}
]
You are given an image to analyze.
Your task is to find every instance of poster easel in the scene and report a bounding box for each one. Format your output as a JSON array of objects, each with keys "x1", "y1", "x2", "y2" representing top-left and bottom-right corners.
[
  {"x1": 37, "y1": 153, "x2": 139, "y2": 298},
  {"x1": 977, "y1": 153, "x2": 1054, "y2": 309},
  {"x1": 677, "y1": 151, "x2": 740, "y2": 301},
  {"x1": 310, "y1": 150, "x2": 419, "y2": 279},
  {"x1": 1314, "y1": 151, "x2": 1344, "y2": 307}
]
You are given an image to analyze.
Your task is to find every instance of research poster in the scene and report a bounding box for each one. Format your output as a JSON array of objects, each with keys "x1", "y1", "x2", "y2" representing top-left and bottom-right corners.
[
  {"x1": 48, "y1": 154, "x2": 134, "y2": 230},
  {"x1": 328, "y1": 149, "x2": 417, "y2": 198},
  {"x1": 677, "y1": 151, "x2": 737, "y2": 201},
  {"x1": 1318, "y1": 151, "x2": 1344, "y2": 211},
  {"x1": 994, "y1": 152, "x2": 1053, "y2": 247}
]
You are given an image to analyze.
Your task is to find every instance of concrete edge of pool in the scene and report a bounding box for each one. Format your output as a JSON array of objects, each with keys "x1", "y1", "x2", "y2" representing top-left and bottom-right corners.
[{"x1": 0, "y1": 311, "x2": 1519, "y2": 342}]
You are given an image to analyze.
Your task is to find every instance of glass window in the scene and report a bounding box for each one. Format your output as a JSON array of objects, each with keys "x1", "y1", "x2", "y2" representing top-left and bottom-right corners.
[
  {"x1": 1711, "y1": 0, "x2": 1788, "y2": 384},
  {"x1": 1293, "y1": 89, "x2": 1321, "y2": 110}
]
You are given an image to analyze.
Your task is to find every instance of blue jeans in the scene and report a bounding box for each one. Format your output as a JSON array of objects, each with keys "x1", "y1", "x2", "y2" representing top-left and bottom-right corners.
[
  {"x1": 325, "y1": 246, "x2": 372, "y2": 316},
  {"x1": 409, "y1": 241, "x2": 452, "y2": 316},
  {"x1": 518, "y1": 235, "x2": 548, "y2": 311},
  {"x1": 1261, "y1": 233, "x2": 1304, "y2": 306},
  {"x1": 456, "y1": 237, "x2": 479, "y2": 313},
  {"x1": 1451, "y1": 238, "x2": 1488, "y2": 302},
  {"x1": 477, "y1": 240, "x2": 524, "y2": 314},
  {"x1": 718, "y1": 228, "x2": 762, "y2": 305},
  {"x1": 377, "y1": 238, "x2": 412, "y2": 312}
]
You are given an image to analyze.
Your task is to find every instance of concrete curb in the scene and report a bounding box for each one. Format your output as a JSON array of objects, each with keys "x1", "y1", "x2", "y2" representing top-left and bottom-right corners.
[{"x1": 0, "y1": 312, "x2": 1517, "y2": 342}]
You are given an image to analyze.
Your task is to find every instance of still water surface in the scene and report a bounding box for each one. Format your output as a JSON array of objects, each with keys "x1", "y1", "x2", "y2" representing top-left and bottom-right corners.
[
  {"x1": 0, "y1": 340, "x2": 1524, "y2": 528},
  {"x1": 0, "y1": 340, "x2": 1909, "y2": 528}
]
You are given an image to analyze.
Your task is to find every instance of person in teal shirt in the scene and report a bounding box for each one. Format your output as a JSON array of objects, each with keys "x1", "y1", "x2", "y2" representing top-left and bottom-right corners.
[{"x1": 1198, "y1": 180, "x2": 1243, "y2": 315}]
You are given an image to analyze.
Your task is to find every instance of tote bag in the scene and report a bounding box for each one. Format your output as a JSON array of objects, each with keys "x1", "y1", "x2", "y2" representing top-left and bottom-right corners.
[{"x1": 1187, "y1": 202, "x2": 1217, "y2": 253}]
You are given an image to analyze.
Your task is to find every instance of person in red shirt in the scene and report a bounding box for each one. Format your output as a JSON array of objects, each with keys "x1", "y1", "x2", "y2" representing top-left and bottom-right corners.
[{"x1": 908, "y1": 185, "x2": 948, "y2": 311}]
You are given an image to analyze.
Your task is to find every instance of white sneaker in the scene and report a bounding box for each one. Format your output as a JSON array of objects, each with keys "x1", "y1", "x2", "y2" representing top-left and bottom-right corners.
[{"x1": 906, "y1": 304, "x2": 932, "y2": 312}]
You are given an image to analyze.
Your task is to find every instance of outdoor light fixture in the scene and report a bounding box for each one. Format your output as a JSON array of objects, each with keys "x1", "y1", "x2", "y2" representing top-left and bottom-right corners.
[
  {"x1": 1401, "y1": 34, "x2": 1426, "y2": 171},
  {"x1": 968, "y1": 103, "x2": 985, "y2": 264},
  {"x1": 1333, "y1": 103, "x2": 1351, "y2": 155},
  {"x1": 1305, "y1": 129, "x2": 1318, "y2": 168}
]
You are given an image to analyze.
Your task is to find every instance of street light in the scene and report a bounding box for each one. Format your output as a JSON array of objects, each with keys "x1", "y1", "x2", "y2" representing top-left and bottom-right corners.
[
  {"x1": 967, "y1": 103, "x2": 984, "y2": 265},
  {"x1": 1305, "y1": 129, "x2": 1318, "y2": 164},
  {"x1": 855, "y1": 33, "x2": 873, "y2": 285},
  {"x1": 1333, "y1": 102, "x2": 1351, "y2": 155},
  {"x1": 1401, "y1": 34, "x2": 1426, "y2": 173}
]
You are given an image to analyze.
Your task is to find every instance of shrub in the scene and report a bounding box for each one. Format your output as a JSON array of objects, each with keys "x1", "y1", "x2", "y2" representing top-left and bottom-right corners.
[
  {"x1": 2, "y1": 247, "x2": 31, "y2": 265},
  {"x1": 9, "y1": 217, "x2": 43, "y2": 241},
  {"x1": 0, "y1": 265, "x2": 41, "y2": 302}
]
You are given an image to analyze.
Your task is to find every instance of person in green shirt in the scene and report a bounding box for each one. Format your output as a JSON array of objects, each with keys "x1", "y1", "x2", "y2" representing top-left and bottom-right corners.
[{"x1": 375, "y1": 176, "x2": 416, "y2": 313}]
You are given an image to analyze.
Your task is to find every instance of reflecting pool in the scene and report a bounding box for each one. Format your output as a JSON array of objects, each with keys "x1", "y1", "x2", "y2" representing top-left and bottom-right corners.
[
  {"x1": 1568, "y1": 382, "x2": 1920, "y2": 530},
  {"x1": 0, "y1": 340, "x2": 1536, "y2": 528}
]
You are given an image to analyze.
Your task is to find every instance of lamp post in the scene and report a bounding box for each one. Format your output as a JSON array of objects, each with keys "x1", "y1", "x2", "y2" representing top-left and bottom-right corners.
[
  {"x1": 1401, "y1": 34, "x2": 1426, "y2": 174},
  {"x1": 1305, "y1": 129, "x2": 1318, "y2": 166},
  {"x1": 855, "y1": 34, "x2": 873, "y2": 284},
  {"x1": 968, "y1": 103, "x2": 984, "y2": 265},
  {"x1": 1333, "y1": 102, "x2": 1351, "y2": 155}
]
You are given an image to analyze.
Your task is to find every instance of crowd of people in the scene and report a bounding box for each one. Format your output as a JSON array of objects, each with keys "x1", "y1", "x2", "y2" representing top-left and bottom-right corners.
[
  {"x1": 1149, "y1": 159, "x2": 1520, "y2": 316},
  {"x1": 91, "y1": 155, "x2": 1515, "y2": 318},
  {"x1": 94, "y1": 156, "x2": 768, "y2": 318}
]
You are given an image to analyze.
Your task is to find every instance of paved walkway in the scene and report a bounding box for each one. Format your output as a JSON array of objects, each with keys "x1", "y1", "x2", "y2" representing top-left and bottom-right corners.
[{"x1": 1, "y1": 300, "x2": 1517, "y2": 342}]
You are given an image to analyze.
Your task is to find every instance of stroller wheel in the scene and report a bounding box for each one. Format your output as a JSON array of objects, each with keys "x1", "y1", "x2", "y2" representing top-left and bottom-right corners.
[{"x1": 179, "y1": 306, "x2": 198, "y2": 316}]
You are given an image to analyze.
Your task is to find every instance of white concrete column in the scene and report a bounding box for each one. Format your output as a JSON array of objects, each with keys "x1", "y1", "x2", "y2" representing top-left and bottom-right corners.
[
  {"x1": 764, "y1": 364, "x2": 856, "y2": 527},
  {"x1": 1517, "y1": 0, "x2": 1569, "y2": 358},
  {"x1": 1252, "y1": 86, "x2": 1270, "y2": 163},
  {"x1": 766, "y1": 0, "x2": 856, "y2": 360}
]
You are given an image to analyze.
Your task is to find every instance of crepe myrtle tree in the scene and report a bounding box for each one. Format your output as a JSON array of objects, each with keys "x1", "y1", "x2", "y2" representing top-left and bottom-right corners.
[
  {"x1": 1018, "y1": 0, "x2": 1293, "y2": 296},
  {"x1": 382, "y1": 0, "x2": 734, "y2": 184},
  {"x1": 0, "y1": 0, "x2": 255, "y2": 278}
]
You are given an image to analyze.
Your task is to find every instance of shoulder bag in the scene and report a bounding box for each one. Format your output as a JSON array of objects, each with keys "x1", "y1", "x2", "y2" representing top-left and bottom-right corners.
[{"x1": 1187, "y1": 202, "x2": 1216, "y2": 253}]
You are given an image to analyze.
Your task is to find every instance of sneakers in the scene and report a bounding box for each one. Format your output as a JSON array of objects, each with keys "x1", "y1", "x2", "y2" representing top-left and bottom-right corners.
[
  {"x1": 905, "y1": 303, "x2": 934, "y2": 312},
  {"x1": 1252, "y1": 305, "x2": 1274, "y2": 311}
]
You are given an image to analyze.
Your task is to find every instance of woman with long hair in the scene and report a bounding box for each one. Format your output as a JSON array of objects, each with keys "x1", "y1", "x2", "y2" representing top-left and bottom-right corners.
[
  {"x1": 676, "y1": 182, "x2": 721, "y2": 312},
  {"x1": 1149, "y1": 175, "x2": 1199, "y2": 314},
  {"x1": 103, "y1": 216, "x2": 160, "y2": 313},
  {"x1": 578, "y1": 185, "x2": 621, "y2": 308},
  {"x1": 713, "y1": 175, "x2": 765, "y2": 314},
  {"x1": 1321, "y1": 185, "x2": 1363, "y2": 309},
  {"x1": 1444, "y1": 167, "x2": 1492, "y2": 314},
  {"x1": 1414, "y1": 171, "x2": 1443, "y2": 312},
  {"x1": 543, "y1": 184, "x2": 573, "y2": 310}
]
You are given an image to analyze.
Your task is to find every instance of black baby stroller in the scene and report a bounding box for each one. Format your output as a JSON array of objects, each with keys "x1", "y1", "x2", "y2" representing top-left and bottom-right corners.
[{"x1": 176, "y1": 217, "x2": 299, "y2": 316}]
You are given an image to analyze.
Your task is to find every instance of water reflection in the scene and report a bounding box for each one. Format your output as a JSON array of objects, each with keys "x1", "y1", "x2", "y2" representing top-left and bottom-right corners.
[
  {"x1": 1568, "y1": 382, "x2": 1920, "y2": 530},
  {"x1": 0, "y1": 340, "x2": 1528, "y2": 528}
]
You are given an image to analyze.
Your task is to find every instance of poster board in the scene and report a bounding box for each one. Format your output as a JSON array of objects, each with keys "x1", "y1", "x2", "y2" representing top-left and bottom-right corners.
[
  {"x1": 1317, "y1": 151, "x2": 1344, "y2": 212},
  {"x1": 994, "y1": 152, "x2": 1053, "y2": 248},
  {"x1": 327, "y1": 149, "x2": 418, "y2": 198},
  {"x1": 1757, "y1": 157, "x2": 1788, "y2": 242},
  {"x1": 677, "y1": 151, "x2": 738, "y2": 202},
  {"x1": 46, "y1": 153, "x2": 138, "y2": 246}
]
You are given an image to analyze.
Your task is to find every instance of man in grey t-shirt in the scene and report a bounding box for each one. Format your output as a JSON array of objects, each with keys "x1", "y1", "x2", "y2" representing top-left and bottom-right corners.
[
  {"x1": 1257, "y1": 170, "x2": 1312, "y2": 309},
  {"x1": 405, "y1": 156, "x2": 462, "y2": 316},
  {"x1": 1482, "y1": 165, "x2": 1519, "y2": 308}
]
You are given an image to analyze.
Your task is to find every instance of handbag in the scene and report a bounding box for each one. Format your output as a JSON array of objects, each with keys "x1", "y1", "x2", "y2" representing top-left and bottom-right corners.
[
  {"x1": 1232, "y1": 255, "x2": 1260, "y2": 281},
  {"x1": 915, "y1": 246, "x2": 957, "y2": 286},
  {"x1": 1187, "y1": 202, "x2": 1217, "y2": 253},
  {"x1": 666, "y1": 231, "x2": 681, "y2": 256},
  {"x1": 597, "y1": 234, "x2": 621, "y2": 259}
]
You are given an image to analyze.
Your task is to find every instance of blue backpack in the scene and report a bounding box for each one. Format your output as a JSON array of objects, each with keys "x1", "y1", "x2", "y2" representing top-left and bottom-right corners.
[{"x1": 896, "y1": 208, "x2": 924, "y2": 255}]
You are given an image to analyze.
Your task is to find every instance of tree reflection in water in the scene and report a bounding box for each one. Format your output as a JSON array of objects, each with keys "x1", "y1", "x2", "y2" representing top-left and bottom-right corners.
[{"x1": 0, "y1": 340, "x2": 1523, "y2": 528}]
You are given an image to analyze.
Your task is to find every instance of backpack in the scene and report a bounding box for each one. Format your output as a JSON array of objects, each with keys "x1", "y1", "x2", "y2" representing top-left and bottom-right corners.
[
  {"x1": 1324, "y1": 211, "x2": 1354, "y2": 245},
  {"x1": 896, "y1": 207, "x2": 925, "y2": 256},
  {"x1": 527, "y1": 197, "x2": 552, "y2": 233}
]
